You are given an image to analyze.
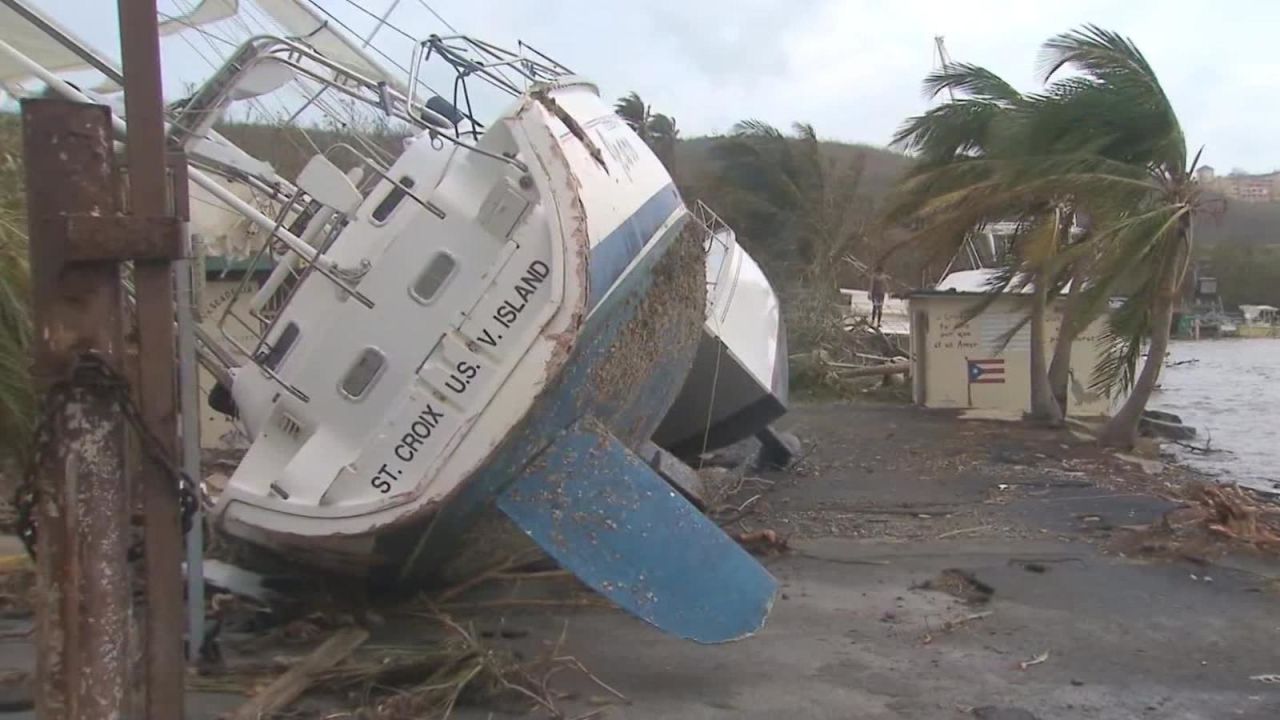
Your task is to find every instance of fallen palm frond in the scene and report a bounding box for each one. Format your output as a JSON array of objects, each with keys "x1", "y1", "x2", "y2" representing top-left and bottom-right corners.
[
  {"x1": 194, "y1": 613, "x2": 627, "y2": 720},
  {"x1": 1116, "y1": 481, "x2": 1280, "y2": 560},
  {"x1": 733, "y1": 529, "x2": 790, "y2": 556},
  {"x1": 1177, "y1": 482, "x2": 1280, "y2": 548}
]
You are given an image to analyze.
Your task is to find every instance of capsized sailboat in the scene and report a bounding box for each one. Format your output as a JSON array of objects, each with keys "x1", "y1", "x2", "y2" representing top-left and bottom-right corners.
[
  {"x1": 654, "y1": 201, "x2": 789, "y2": 460},
  {"x1": 0, "y1": 1, "x2": 777, "y2": 643}
]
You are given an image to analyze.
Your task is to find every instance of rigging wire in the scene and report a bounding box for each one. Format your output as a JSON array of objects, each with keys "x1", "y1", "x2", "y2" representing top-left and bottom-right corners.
[
  {"x1": 412, "y1": 0, "x2": 458, "y2": 34},
  {"x1": 316, "y1": 0, "x2": 448, "y2": 98}
]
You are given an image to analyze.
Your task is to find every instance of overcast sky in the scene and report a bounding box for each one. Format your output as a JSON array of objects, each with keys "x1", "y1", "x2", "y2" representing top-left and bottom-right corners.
[{"x1": 35, "y1": 0, "x2": 1280, "y2": 172}]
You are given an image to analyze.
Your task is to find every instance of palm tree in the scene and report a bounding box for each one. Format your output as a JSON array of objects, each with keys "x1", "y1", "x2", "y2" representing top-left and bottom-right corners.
[
  {"x1": 0, "y1": 114, "x2": 32, "y2": 478},
  {"x1": 0, "y1": 209, "x2": 32, "y2": 478},
  {"x1": 645, "y1": 112, "x2": 679, "y2": 175},
  {"x1": 700, "y1": 120, "x2": 876, "y2": 365},
  {"x1": 614, "y1": 92, "x2": 651, "y2": 141},
  {"x1": 614, "y1": 92, "x2": 679, "y2": 173},
  {"x1": 711, "y1": 120, "x2": 872, "y2": 281},
  {"x1": 1023, "y1": 26, "x2": 1204, "y2": 447},
  {"x1": 886, "y1": 63, "x2": 1066, "y2": 424}
]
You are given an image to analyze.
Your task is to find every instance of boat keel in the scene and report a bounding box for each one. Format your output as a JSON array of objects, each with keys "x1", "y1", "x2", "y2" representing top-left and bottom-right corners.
[{"x1": 497, "y1": 418, "x2": 777, "y2": 643}]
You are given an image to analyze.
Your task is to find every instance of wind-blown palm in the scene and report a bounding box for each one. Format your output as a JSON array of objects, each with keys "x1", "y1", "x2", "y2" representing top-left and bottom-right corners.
[
  {"x1": 614, "y1": 92, "x2": 650, "y2": 140},
  {"x1": 712, "y1": 120, "x2": 871, "y2": 277},
  {"x1": 1024, "y1": 25, "x2": 1203, "y2": 447},
  {"x1": 0, "y1": 210, "x2": 32, "y2": 476},
  {"x1": 614, "y1": 92, "x2": 679, "y2": 173},
  {"x1": 887, "y1": 63, "x2": 1067, "y2": 424}
]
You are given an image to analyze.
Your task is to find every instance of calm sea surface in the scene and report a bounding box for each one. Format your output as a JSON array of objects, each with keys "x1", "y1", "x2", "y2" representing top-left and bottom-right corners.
[{"x1": 1158, "y1": 338, "x2": 1280, "y2": 494}]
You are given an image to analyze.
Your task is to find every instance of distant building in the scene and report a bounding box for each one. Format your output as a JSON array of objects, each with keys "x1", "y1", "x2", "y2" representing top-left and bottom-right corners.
[{"x1": 1201, "y1": 168, "x2": 1280, "y2": 203}]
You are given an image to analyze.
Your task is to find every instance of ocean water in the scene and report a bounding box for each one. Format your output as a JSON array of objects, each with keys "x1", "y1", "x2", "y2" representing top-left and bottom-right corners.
[{"x1": 1157, "y1": 339, "x2": 1279, "y2": 494}]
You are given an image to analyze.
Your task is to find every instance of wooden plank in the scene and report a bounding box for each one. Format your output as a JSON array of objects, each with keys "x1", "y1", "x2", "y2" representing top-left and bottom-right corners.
[{"x1": 229, "y1": 628, "x2": 370, "y2": 720}]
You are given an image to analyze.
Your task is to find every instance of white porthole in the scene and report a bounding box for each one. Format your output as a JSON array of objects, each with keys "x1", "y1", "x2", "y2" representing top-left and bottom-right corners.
[
  {"x1": 409, "y1": 252, "x2": 457, "y2": 305},
  {"x1": 339, "y1": 347, "x2": 386, "y2": 400}
]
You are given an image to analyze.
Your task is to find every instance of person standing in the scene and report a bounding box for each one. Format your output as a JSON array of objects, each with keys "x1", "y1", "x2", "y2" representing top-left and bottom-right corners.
[{"x1": 869, "y1": 266, "x2": 889, "y2": 328}]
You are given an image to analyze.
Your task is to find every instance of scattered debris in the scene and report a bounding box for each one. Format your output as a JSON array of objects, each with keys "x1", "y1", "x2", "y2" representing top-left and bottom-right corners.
[
  {"x1": 937, "y1": 525, "x2": 994, "y2": 540},
  {"x1": 1018, "y1": 650, "x2": 1050, "y2": 671},
  {"x1": 431, "y1": 551, "x2": 569, "y2": 605},
  {"x1": 734, "y1": 529, "x2": 790, "y2": 555},
  {"x1": 228, "y1": 626, "x2": 370, "y2": 720},
  {"x1": 1114, "y1": 454, "x2": 1166, "y2": 476},
  {"x1": 1163, "y1": 483, "x2": 1280, "y2": 551},
  {"x1": 931, "y1": 610, "x2": 993, "y2": 638},
  {"x1": 915, "y1": 569, "x2": 994, "y2": 605}
]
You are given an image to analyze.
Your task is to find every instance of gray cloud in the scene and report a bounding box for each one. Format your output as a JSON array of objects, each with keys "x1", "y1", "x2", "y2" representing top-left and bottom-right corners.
[{"x1": 34, "y1": 0, "x2": 1280, "y2": 170}]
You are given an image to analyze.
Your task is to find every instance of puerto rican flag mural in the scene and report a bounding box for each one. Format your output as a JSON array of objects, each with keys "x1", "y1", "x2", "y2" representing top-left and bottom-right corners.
[{"x1": 967, "y1": 358, "x2": 1005, "y2": 384}]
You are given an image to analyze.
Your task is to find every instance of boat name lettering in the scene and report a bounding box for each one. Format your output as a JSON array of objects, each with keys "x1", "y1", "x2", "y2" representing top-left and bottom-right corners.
[
  {"x1": 444, "y1": 360, "x2": 480, "y2": 395},
  {"x1": 475, "y1": 260, "x2": 550, "y2": 349},
  {"x1": 370, "y1": 403, "x2": 446, "y2": 493}
]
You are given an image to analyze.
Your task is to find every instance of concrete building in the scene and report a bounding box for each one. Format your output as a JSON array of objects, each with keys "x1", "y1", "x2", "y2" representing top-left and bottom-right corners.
[
  {"x1": 1198, "y1": 166, "x2": 1280, "y2": 203},
  {"x1": 907, "y1": 270, "x2": 1113, "y2": 417}
]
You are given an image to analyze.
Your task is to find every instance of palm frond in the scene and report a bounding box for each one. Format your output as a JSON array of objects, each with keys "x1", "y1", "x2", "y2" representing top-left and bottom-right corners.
[
  {"x1": 1035, "y1": 25, "x2": 1185, "y2": 170},
  {"x1": 731, "y1": 119, "x2": 784, "y2": 139},
  {"x1": 1089, "y1": 275, "x2": 1157, "y2": 396},
  {"x1": 613, "y1": 92, "x2": 649, "y2": 135},
  {"x1": 1038, "y1": 24, "x2": 1157, "y2": 85},
  {"x1": 0, "y1": 208, "x2": 32, "y2": 473},
  {"x1": 922, "y1": 63, "x2": 1022, "y2": 103}
]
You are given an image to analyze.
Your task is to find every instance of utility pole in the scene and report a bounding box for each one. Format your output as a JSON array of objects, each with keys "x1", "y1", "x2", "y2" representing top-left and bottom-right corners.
[
  {"x1": 117, "y1": 0, "x2": 188, "y2": 715},
  {"x1": 22, "y1": 98, "x2": 133, "y2": 720},
  {"x1": 22, "y1": 1, "x2": 190, "y2": 716}
]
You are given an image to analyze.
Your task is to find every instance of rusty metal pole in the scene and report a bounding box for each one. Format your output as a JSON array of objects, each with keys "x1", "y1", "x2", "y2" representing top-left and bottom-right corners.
[
  {"x1": 22, "y1": 99, "x2": 131, "y2": 720},
  {"x1": 117, "y1": 0, "x2": 187, "y2": 716}
]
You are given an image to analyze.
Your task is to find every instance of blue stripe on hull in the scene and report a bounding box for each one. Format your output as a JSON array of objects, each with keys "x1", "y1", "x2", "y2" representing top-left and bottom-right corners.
[{"x1": 587, "y1": 183, "x2": 682, "y2": 308}]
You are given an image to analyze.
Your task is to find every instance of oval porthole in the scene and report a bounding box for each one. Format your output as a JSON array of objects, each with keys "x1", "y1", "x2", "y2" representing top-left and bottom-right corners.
[
  {"x1": 340, "y1": 347, "x2": 385, "y2": 400},
  {"x1": 371, "y1": 176, "x2": 415, "y2": 224},
  {"x1": 409, "y1": 252, "x2": 457, "y2": 304}
]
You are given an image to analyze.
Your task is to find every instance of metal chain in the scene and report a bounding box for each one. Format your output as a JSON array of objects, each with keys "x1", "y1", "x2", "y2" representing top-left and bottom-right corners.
[{"x1": 14, "y1": 351, "x2": 207, "y2": 560}]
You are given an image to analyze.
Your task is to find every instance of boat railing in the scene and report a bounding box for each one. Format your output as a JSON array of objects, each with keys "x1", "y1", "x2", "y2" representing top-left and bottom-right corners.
[
  {"x1": 168, "y1": 35, "x2": 529, "y2": 174},
  {"x1": 406, "y1": 34, "x2": 576, "y2": 140},
  {"x1": 691, "y1": 201, "x2": 737, "y2": 307},
  {"x1": 160, "y1": 34, "x2": 546, "y2": 402}
]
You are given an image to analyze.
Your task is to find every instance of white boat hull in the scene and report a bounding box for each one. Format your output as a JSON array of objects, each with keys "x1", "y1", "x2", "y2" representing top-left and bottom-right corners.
[{"x1": 654, "y1": 220, "x2": 788, "y2": 459}]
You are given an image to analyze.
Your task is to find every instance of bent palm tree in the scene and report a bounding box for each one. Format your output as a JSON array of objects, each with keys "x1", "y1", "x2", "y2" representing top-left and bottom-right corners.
[
  {"x1": 614, "y1": 92, "x2": 679, "y2": 173},
  {"x1": 887, "y1": 63, "x2": 1066, "y2": 424},
  {"x1": 713, "y1": 120, "x2": 871, "y2": 278},
  {"x1": 614, "y1": 92, "x2": 651, "y2": 141},
  {"x1": 1027, "y1": 26, "x2": 1203, "y2": 447}
]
